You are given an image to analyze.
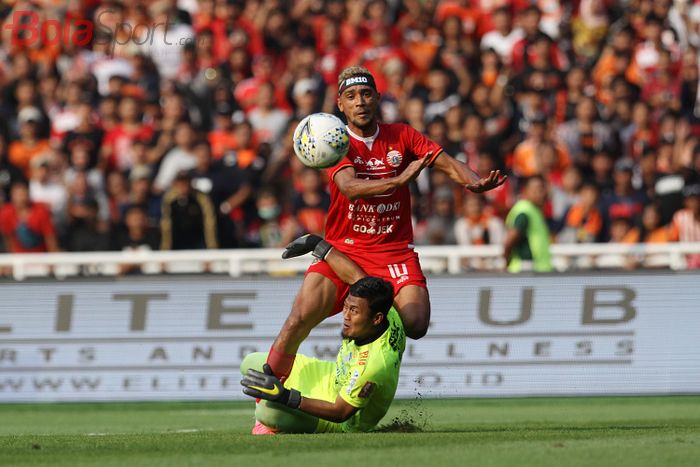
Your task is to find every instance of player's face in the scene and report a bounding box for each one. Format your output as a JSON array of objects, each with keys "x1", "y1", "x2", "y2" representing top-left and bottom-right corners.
[
  {"x1": 341, "y1": 295, "x2": 380, "y2": 341},
  {"x1": 337, "y1": 85, "x2": 379, "y2": 131}
]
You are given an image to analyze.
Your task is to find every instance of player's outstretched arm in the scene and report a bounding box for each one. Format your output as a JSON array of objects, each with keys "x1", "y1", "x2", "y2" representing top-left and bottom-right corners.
[
  {"x1": 432, "y1": 152, "x2": 507, "y2": 193},
  {"x1": 283, "y1": 234, "x2": 367, "y2": 285},
  {"x1": 334, "y1": 156, "x2": 431, "y2": 200}
]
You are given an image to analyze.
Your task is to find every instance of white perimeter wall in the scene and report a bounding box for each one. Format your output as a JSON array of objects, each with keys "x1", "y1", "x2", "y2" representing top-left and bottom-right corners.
[{"x1": 0, "y1": 272, "x2": 698, "y2": 401}]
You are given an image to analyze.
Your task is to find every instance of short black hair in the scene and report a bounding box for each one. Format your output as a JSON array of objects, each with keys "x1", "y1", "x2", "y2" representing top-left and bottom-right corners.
[
  {"x1": 522, "y1": 174, "x2": 546, "y2": 190},
  {"x1": 124, "y1": 203, "x2": 147, "y2": 216},
  {"x1": 580, "y1": 180, "x2": 600, "y2": 193},
  {"x1": 523, "y1": 5, "x2": 541, "y2": 16},
  {"x1": 349, "y1": 277, "x2": 394, "y2": 317}
]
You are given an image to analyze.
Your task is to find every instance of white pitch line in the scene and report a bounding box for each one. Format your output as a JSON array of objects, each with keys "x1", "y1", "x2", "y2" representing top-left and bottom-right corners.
[{"x1": 85, "y1": 429, "x2": 205, "y2": 436}]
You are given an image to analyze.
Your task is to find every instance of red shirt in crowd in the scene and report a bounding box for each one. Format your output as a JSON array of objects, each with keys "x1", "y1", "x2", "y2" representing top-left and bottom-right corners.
[
  {"x1": 103, "y1": 124, "x2": 154, "y2": 171},
  {"x1": 0, "y1": 202, "x2": 55, "y2": 253}
]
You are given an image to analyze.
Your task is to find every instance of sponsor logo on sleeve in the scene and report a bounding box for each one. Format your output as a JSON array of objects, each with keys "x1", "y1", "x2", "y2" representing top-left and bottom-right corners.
[
  {"x1": 359, "y1": 382, "x2": 376, "y2": 398},
  {"x1": 358, "y1": 350, "x2": 369, "y2": 366},
  {"x1": 346, "y1": 369, "x2": 361, "y2": 395}
]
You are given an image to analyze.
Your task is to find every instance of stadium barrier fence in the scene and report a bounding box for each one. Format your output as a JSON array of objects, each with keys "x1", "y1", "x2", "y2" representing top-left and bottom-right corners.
[
  {"x1": 0, "y1": 270, "x2": 698, "y2": 402},
  {"x1": 1, "y1": 242, "x2": 700, "y2": 280}
]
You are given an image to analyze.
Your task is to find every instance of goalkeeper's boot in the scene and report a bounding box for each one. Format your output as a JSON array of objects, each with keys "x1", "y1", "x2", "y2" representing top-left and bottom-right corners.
[{"x1": 251, "y1": 420, "x2": 278, "y2": 435}]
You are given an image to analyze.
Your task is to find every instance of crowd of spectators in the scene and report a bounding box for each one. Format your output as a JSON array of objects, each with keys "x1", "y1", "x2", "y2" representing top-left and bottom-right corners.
[{"x1": 1, "y1": 0, "x2": 700, "y2": 262}]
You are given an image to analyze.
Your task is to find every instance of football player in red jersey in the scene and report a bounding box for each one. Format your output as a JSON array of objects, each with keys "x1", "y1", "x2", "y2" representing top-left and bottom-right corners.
[{"x1": 266, "y1": 66, "x2": 506, "y2": 381}]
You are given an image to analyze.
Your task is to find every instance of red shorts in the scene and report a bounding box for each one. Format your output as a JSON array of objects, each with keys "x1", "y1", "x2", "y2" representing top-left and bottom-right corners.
[{"x1": 306, "y1": 248, "x2": 427, "y2": 317}]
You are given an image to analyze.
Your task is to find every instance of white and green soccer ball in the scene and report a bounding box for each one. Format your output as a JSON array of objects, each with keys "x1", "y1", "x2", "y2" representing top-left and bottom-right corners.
[{"x1": 293, "y1": 113, "x2": 350, "y2": 169}]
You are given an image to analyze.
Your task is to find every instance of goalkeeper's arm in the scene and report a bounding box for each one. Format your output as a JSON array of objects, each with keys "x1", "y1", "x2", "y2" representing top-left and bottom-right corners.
[{"x1": 297, "y1": 394, "x2": 358, "y2": 423}]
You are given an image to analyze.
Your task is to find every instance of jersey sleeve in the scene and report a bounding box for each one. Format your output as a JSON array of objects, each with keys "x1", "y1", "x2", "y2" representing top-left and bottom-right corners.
[
  {"x1": 338, "y1": 355, "x2": 383, "y2": 409},
  {"x1": 326, "y1": 153, "x2": 354, "y2": 182},
  {"x1": 402, "y1": 124, "x2": 443, "y2": 166}
]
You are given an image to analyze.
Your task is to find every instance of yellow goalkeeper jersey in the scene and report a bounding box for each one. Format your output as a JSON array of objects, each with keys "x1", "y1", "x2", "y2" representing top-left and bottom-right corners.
[{"x1": 333, "y1": 306, "x2": 406, "y2": 432}]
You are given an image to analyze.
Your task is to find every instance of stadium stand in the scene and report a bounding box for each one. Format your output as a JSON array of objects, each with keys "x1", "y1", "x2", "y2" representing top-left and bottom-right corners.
[{"x1": 0, "y1": 0, "x2": 699, "y2": 272}]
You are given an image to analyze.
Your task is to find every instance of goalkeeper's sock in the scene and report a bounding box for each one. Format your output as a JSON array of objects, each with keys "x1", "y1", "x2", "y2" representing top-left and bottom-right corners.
[{"x1": 266, "y1": 347, "x2": 295, "y2": 383}]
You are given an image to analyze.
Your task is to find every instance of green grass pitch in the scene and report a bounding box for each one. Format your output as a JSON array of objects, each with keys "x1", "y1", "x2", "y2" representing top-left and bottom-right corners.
[{"x1": 1, "y1": 396, "x2": 699, "y2": 466}]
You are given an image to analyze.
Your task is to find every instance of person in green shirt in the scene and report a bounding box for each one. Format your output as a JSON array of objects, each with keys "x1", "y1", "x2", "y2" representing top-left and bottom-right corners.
[
  {"x1": 504, "y1": 175, "x2": 553, "y2": 272},
  {"x1": 240, "y1": 252, "x2": 406, "y2": 434}
]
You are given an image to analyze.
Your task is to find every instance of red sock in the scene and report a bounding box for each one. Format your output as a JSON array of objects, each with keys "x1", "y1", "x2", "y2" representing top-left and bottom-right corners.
[{"x1": 267, "y1": 347, "x2": 296, "y2": 382}]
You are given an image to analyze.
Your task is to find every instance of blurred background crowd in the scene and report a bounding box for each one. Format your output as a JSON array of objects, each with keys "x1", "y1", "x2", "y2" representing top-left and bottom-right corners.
[{"x1": 1, "y1": 0, "x2": 700, "y2": 260}]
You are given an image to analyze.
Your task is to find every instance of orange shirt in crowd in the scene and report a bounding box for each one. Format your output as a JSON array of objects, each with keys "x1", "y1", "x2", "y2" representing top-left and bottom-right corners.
[
  {"x1": 565, "y1": 204, "x2": 604, "y2": 239},
  {"x1": 296, "y1": 207, "x2": 326, "y2": 235},
  {"x1": 8, "y1": 139, "x2": 51, "y2": 176},
  {"x1": 434, "y1": 2, "x2": 481, "y2": 37},
  {"x1": 234, "y1": 149, "x2": 257, "y2": 169},
  {"x1": 512, "y1": 140, "x2": 570, "y2": 177},
  {"x1": 208, "y1": 130, "x2": 237, "y2": 160},
  {"x1": 622, "y1": 226, "x2": 673, "y2": 244}
]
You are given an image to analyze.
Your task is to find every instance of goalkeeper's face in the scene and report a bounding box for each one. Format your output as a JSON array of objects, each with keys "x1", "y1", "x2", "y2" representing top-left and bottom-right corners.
[{"x1": 341, "y1": 294, "x2": 383, "y2": 341}]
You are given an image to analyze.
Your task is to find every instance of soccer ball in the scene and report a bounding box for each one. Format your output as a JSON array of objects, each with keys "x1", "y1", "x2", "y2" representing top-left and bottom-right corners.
[{"x1": 293, "y1": 113, "x2": 350, "y2": 169}]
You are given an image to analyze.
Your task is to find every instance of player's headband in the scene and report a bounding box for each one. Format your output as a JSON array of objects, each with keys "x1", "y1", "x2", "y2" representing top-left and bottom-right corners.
[{"x1": 338, "y1": 73, "x2": 377, "y2": 95}]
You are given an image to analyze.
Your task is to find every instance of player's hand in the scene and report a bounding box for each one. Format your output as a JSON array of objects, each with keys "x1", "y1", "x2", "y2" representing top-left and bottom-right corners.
[
  {"x1": 241, "y1": 364, "x2": 302, "y2": 408},
  {"x1": 282, "y1": 234, "x2": 333, "y2": 260},
  {"x1": 400, "y1": 152, "x2": 432, "y2": 185},
  {"x1": 466, "y1": 170, "x2": 507, "y2": 193}
]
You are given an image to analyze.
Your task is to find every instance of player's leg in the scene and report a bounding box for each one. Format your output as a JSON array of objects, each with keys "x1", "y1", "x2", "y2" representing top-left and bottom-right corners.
[
  {"x1": 394, "y1": 284, "x2": 431, "y2": 339},
  {"x1": 246, "y1": 353, "x2": 337, "y2": 434},
  {"x1": 267, "y1": 272, "x2": 339, "y2": 380},
  {"x1": 242, "y1": 352, "x2": 336, "y2": 393},
  {"x1": 240, "y1": 351, "x2": 268, "y2": 374},
  {"x1": 363, "y1": 250, "x2": 430, "y2": 340},
  {"x1": 324, "y1": 248, "x2": 366, "y2": 285},
  {"x1": 255, "y1": 400, "x2": 320, "y2": 433}
]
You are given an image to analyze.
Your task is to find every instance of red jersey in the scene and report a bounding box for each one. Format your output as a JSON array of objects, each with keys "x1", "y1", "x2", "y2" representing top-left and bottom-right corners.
[{"x1": 325, "y1": 123, "x2": 442, "y2": 252}]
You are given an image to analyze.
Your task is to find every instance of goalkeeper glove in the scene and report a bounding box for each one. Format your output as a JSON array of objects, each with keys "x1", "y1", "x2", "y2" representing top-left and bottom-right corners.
[
  {"x1": 281, "y1": 233, "x2": 333, "y2": 260},
  {"x1": 241, "y1": 364, "x2": 302, "y2": 409}
]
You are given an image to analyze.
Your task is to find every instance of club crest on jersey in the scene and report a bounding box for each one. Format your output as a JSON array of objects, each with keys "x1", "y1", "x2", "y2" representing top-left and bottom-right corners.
[
  {"x1": 366, "y1": 157, "x2": 386, "y2": 170},
  {"x1": 386, "y1": 150, "x2": 403, "y2": 167}
]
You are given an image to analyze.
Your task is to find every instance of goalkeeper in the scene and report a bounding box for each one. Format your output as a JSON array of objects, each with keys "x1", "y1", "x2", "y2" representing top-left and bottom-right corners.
[{"x1": 240, "y1": 236, "x2": 406, "y2": 434}]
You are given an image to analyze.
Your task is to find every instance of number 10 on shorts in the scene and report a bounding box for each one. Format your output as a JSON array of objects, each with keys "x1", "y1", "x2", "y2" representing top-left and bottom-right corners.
[{"x1": 387, "y1": 263, "x2": 408, "y2": 279}]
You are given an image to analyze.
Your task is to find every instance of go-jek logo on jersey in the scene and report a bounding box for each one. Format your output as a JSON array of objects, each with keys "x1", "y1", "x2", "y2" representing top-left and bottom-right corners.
[{"x1": 366, "y1": 158, "x2": 386, "y2": 170}]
